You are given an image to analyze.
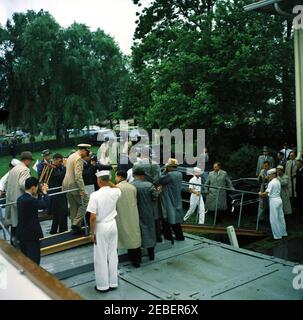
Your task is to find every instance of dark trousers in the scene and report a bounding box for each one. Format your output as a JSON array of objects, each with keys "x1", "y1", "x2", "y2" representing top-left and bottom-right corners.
[
  {"x1": 162, "y1": 220, "x2": 184, "y2": 241},
  {"x1": 162, "y1": 219, "x2": 173, "y2": 241},
  {"x1": 49, "y1": 195, "x2": 68, "y2": 234},
  {"x1": 155, "y1": 219, "x2": 162, "y2": 242},
  {"x1": 19, "y1": 240, "x2": 41, "y2": 265},
  {"x1": 128, "y1": 247, "x2": 142, "y2": 265},
  {"x1": 147, "y1": 247, "x2": 155, "y2": 260},
  {"x1": 290, "y1": 197, "x2": 296, "y2": 208},
  {"x1": 171, "y1": 223, "x2": 184, "y2": 240},
  {"x1": 10, "y1": 226, "x2": 17, "y2": 247},
  {"x1": 50, "y1": 212, "x2": 68, "y2": 234}
]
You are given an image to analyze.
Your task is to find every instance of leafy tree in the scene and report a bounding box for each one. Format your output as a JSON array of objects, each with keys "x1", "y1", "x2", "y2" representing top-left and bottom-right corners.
[
  {"x1": 0, "y1": 10, "x2": 130, "y2": 141},
  {"x1": 130, "y1": 0, "x2": 296, "y2": 153}
]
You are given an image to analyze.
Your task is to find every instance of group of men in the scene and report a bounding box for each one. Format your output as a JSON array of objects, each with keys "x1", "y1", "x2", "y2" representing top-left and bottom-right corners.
[
  {"x1": 1, "y1": 139, "x2": 303, "y2": 292},
  {"x1": 256, "y1": 144, "x2": 303, "y2": 239},
  {"x1": 0, "y1": 142, "x2": 187, "y2": 293}
]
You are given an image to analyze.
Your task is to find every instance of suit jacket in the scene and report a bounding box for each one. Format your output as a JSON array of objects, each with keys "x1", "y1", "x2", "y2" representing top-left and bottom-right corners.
[
  {"x1": 62, "y1": 151, "x2": 85, "y2": 195},
  {"x1": 296, "y1": 167, "x2": 303, "y2": 197},
  {"x1": 16, "y1": 192, "x2": 49, "y2": 241},
  {"x1": 256, "y1": 155, "x2": 275, "y2": 176},
  {"x1": 82, "y1": 161, "x2": 97, "y2": 187},
  {"x1": 37, "y1": 160, "x2": 45, "y2": 178},
  {"x1": 5, "y1": 163, "x2": 31, "y2": 227},
  {"x1": 285, "y1": 160, "x2": 298, "y2": 197},
  {"x1": 205, "y1": 170, "x2": 234, "y2": 211}
]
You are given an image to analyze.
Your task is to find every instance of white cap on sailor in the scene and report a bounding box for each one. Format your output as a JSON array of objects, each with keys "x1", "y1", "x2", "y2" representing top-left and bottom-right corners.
[
  {"x1": 96, "y1": 170, "x2": 110, "y2": 177},
  {"x1": 11, "y1": 159, "x2": 21, "y2": 167},
  {"x1": 267, "y1": 168, "x2": 277, "y2": 175},
  {"x1": 193, "y1": 167, "x2": 202, "y2": 174}
]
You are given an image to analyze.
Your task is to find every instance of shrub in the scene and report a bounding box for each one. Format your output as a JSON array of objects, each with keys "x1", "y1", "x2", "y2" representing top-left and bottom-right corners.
[{"x1": 225, "y1": 144, "x2": 260, "y2": 178}]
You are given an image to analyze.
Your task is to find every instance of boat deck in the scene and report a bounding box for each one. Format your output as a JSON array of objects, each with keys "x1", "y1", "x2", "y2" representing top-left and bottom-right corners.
[{"x1": 41, "y1": 234, "x2": 303, "y2": 300}]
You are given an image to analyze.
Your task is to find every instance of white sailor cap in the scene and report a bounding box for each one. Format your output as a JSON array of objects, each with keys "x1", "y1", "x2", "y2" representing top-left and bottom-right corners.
[
  {"x1": 77, "y1": 144, "x2": 91, "y2": 150},
  {"x1": 193, "y1": 167, "x2": 202, "y2": 174},
  {"x1": 267, "y1": 168, "x2": 277, "y2": 175},
  {"x1": 96, "y1": 170, "x2": 110, "y2": 177},
  {"x1": 11, "y1": 159, "x2": 21, "y2": 166}
]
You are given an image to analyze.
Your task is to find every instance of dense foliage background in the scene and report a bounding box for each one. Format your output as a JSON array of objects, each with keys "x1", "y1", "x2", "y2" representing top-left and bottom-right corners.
[
  {"x1": 0, "y1": 1, "x2": 297, "y2": 173},
  {"x1": 0, "y1": 10, "x2": 128, "y2": 141}
]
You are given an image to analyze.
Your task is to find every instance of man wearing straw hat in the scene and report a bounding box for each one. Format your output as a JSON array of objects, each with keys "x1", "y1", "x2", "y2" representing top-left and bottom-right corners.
[
  {"x1": 5, "y1": 151, "x2": 33, "y2": 246},
  {"x1": 62, "y1": 144, "x2": 91, "y2": 234},
  {"x1": 159, "y1": 158, "x2": 184, "y2": 242}
]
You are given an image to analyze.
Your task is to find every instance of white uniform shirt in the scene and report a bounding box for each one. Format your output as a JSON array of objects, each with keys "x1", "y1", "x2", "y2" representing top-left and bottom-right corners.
[
  {"x1": 127, "y1": 168, "x2": 134, "y2": 183},
  {"x1": 189, "y1": 176, "x2": 202, "y2": 193},
  {"x1": 266, "y1": 178, "x2": 281, "y2": 199},
  {"x1": 0, "y1": 172, "x2": 9, "y2": 192},
  {"x1": 87, "y1": 187, "x2": 121, "y2": 223}
]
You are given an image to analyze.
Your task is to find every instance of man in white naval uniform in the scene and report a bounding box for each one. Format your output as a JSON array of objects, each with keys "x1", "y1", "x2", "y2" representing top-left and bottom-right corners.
[
  {"x1": 259, "y1": 168, "x2": 287, "y2": 240},
  {"x1": 97, "y1": 137, "x2": 110, "y2": 165},
  {"x1": 0, "y1": 159, "x2": 21, "y2": 196},
  {"x1": 183, "y1": 167, "x2": 207, "y2": 224},
  {"x1": 88, "y1": 170, "x2": 121, "y2": 292}
]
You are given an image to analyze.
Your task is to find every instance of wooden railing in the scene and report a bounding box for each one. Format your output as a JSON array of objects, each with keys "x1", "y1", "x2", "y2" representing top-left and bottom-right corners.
[{"x1": 0, "y1": 239, "x2": 83, "y2": 300}]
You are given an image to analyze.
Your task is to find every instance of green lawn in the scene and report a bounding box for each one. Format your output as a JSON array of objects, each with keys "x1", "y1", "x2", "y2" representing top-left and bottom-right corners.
[{"x1": 0, "y1": 146, "x2": 99, "y2": 178}]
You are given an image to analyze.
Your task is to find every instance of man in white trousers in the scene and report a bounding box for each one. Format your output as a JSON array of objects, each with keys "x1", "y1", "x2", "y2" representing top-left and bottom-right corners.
[
  {"x1": 97, "y1": 137, "x2": 110, "y2": 165},
  {"x1": 183, "y1": 167, "x2": 207, "y2": 224},
  {"x1": 87, "y1": 170, "x2": 121, "y2": 293},
  {"x1": 259, "y1": 168, "x2": 287, "y2": 240}
]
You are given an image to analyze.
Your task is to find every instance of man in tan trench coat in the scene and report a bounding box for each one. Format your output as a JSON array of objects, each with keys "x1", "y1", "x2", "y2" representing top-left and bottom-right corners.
[
  {"x1": 115, "y1": 170, "x2": 142, "y2": 268},
  {"x1": 5, "y1": 151, "x2": 33, "y2": 246},
  {"x1": 62, "y1": 144, "x2": 90, "y2": 234}
]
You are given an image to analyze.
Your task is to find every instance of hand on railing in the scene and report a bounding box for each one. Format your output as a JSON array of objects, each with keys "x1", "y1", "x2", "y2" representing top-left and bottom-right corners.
[{"x1": 41, "y1": 183, "x2": 48, "y2": 194}]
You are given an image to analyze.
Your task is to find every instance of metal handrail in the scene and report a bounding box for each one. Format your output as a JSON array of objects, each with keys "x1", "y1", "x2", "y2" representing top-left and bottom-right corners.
[
  {"x1": 0, "y1": 186, "x2": 63, "y2": 202},
  {"x1": 1, "y1": 188, "x2": 81, "y2": 243},
  {"x1": 181, "y1": 181, "x2": 259, "y2": 195},
  {"x1": 0, "y1": 188, "x2": 80, "y2": 208},
  {"x1": 181, "y1": 180, "x2": 260, "y2": 230}
]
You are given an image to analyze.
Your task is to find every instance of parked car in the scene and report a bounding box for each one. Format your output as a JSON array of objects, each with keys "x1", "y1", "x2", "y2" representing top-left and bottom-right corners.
[{"x1": 80, "y1": 125, "x2": 102, "y2": 137}]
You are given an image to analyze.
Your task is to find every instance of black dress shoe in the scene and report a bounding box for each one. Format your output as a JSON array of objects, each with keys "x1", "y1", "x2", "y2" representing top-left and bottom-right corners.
[
  {"x1": 132, "y1": 262, "x2": 140, "y2": 268},
  {"x1": 175, "y1": 236, "x2": 185, "y2": 241},
  {"x1": 94, "y1": 286, "x2": 110, "y2": 293},
  {"x1": 71, "y1": 225, "x2": 82, "y2": 235},
  {"x1": 148, "y1": 253, "x2": 155, "y2": 261},
  {"x1": 157, "y1": 237, "x2": 163, "y2": 243}
]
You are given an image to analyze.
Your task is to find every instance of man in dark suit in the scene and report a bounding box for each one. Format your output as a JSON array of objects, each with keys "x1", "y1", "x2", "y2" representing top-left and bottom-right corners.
[
  {"x1": 48, "y1": 153, "x2": 68, "y2": 234},
  {"x1": 296, "y1": 158, "x2": 303, "y2": 221},
  {"x1": 16, "y1": 177, "x2": 49, "y2": 265}
]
